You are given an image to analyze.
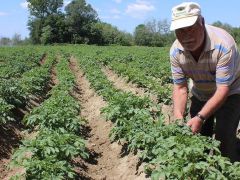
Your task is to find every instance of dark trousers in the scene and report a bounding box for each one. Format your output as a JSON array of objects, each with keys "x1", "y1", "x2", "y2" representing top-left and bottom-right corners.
[{"x1": 190, "y1": 94, "x2": 240, "y2": 162}]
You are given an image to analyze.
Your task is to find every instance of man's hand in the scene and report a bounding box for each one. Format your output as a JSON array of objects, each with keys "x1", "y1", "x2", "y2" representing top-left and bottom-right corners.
[{"x1": 187, "y1": 116, "x2": 203, "y2": 134}]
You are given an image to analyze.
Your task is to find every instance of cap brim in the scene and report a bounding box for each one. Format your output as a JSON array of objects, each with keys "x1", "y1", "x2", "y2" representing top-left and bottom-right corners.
[{"x1": 170, "y1": 16, "x2": 198, "y2": 31}]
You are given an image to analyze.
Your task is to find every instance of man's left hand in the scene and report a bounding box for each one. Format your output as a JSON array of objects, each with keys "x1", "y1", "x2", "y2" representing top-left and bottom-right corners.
[{"x1": 186, "y1": 116, "x2": 203, "y2": 134}]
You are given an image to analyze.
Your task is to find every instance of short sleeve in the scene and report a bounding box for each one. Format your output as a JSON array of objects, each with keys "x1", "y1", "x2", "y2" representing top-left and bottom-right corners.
[
  {"x1": 216, "y1": 48, "x2": 235, "y2": 86},
  {"x1": 170, "y1": 48, "x2": 187, "y2": 84}
]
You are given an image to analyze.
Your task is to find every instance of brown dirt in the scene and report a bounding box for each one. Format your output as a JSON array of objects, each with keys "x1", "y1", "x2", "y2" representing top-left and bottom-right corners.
[
  {"x1": 102, "y1": 66, "x2": 174, "y2": 124},
  {"x1": 0, "y1": 123, "x2": 24, "y2": 179},
  {"x1": 39, "y1": 54, "x2": 47, "y2": 65},
  {"x1": 102, "y1": 67, "x2": 158, "y2": 104},
  {"x1": 70, "y1": 57, "x2": 148, "y2": 180},
  {"x1": 0, "y1": 62, "x2": 58, "y2": 180},
  {"x1": 50, "y1": 66, "x2": 59, "y2": 87}
]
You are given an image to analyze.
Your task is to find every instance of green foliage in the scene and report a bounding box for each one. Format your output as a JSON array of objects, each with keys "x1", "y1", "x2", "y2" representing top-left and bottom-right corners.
[
  {"x1": 92, "y1": 22, "x2": 133, "y2": 45},
  {"x1": 65, "y1": 0, "x2": 98, "y2": 44},
  {"x1": 0, "y1": 47, "x2": 49, "y2": 124},
  {"x1": 27, "y1": 0, "x2": 133, "y2": 45},
  {"x1": 10, "y1": 53, "x2": 88, "y2": 179},
  {"x1": 11, "y1": 129, "x2": 88, "y2": 163},
  {"x1": 0, "y1": 79, "x2": 26, "y2": 107},
  {"x1": 134, "y1": 19, "x2": 175, "y2": 47},
  {"x1": 40, "y1": 25, "x2": 53, "y2": 44},
  {"x1": 20, "y1": 55, "x2": 54, "y2": 96},
  {"x1": 24, "y1": 57, "x2": 83, "y2": 133},
  {"x1": 11, "y1": 157, "x2": 75, "y2": 180},
  {"x1": 0, "y1": 98, "x2": 14, "y2": 124},
  {"x1": 4, "y1": 45, "x2": 240, "y2": 179},
  {"x1": 24, "y1": 90, "x2": 83, "y2": 133},
  {"x1": 27, "y1": 0, "x2": 63, "y2": 18},
  {"x1": 27, "y1": 0, "x2": 65, "y2": 44},
  {"x1": 69, "y1": 45, "x2": 240, "y2": 179},
  {"x1": 0, "y1": 37, "x2": 11, "y2": 46}
]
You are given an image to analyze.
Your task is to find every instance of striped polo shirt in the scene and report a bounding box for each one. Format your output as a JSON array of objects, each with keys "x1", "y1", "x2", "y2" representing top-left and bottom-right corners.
[{"x1": 170, "y1": 24, "x2": 240, "y2": 101}]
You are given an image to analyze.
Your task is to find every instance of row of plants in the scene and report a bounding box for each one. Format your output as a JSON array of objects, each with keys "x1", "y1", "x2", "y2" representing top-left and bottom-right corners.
[
  {"x1": 65, "y1": 45, "x2": 172, "y2": 104},
  {"x1": 94, "y1": 46, "x2": 171, "y2": 84},
  {"x1": 0, "y1": 47, "x2": 44, "y2": 79},
  {"x1": 10, "y1": 55, "x2": 88, "y2": 179},
  {"x1": 0, "y1": 50, "x2": 53, "y2": 124},
  {"x1": 2, "y1": 45, "x2": 240, "y2": 179},
  {"x1": 71, "y1": 46, "x2": 240, "y2": 179},
  {"x1": 106, "y1": 61, "x2": 172, "y2": 104}
]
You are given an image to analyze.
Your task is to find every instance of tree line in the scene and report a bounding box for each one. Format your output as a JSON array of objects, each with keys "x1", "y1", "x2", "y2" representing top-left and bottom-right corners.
[
  {"x1": 26, "y1": 0, "x2": 133, "y2": 45},
  {"x1": 0, "y1": 34, "x2": 31, "y2": 46},
  {"x1": 1, "y1": 0, "x2": 240, "y2": 47},
  {"x1": 24, "y1": 0, "x2": 176, "y2": 46}
]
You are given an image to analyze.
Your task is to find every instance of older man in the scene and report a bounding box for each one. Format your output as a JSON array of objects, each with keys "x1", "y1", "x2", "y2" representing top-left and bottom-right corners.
[{"x1": 170, "y1": 2, "x2": 240, "y2": 162}]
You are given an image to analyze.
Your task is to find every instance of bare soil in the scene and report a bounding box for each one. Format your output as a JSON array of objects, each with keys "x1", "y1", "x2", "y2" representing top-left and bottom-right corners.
[
  {"x1": 102, "y1": 67, "x2": 158, "y2": 104},
  {"x1": 102, "y1": 66, "x2": 174, "y2": 124},
  {"x1": 39, "y1": 54, "x2": 47, "y2": 65},
  {"x1": 0, "y1": 123, "x2": 24, "y2": 179},
  {"x1": 0, "y1": 63, "x2": 57, "y2": 180},
  {"x1": 70, "y1": 57, "x2": 148, "y2": 180}
]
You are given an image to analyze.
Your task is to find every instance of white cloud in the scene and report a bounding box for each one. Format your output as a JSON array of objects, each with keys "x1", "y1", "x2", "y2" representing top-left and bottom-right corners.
[
  {"x1": 20, "y1": 1, "x2": 29, "y2": 9},
  {"x1": 0, "y1": 12, "x2": 7, "y2": 16},
  {"x1": 125, "y1": 0, "x2": 155, "y2": 19},
  {"x1": 113, "y1": 0, "x2": 122, "y2": 3}
]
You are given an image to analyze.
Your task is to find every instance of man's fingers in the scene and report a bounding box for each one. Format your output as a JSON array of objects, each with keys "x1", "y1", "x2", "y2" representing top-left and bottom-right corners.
[
  {"x1": 187, "y1": 118, "x2": 202, "y2": 134},
  {"x1": 192, "y1": 125, "x2": 200, "y2": 134},
  {"x1": 186, "y1": 120, "x2": 192, "y2": 126},
  {"x1": 192, "y1": 126, "x2": 197, "y2": 134}
]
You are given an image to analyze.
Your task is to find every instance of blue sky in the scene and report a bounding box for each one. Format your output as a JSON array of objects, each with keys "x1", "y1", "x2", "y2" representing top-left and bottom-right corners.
[{"x1": 0, "y1": 0, "x2": 240, "y2": 38}]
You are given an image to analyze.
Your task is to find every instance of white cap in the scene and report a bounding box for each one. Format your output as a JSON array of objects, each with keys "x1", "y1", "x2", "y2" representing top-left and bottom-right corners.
[{"x1": 170, "y1": 2, "x2": 201, "y2": 31}]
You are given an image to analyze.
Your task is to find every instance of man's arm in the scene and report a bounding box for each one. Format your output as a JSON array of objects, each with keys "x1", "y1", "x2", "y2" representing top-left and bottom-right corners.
[
  {"x1": 198, "y1": 85, "x2": 229, "y2": 119},
  {"x1": 173, "y1": 82, "x2": 188, "y2": 119},
  {"x1": 187, "y1": 85, "x2": 229, "y2": 133}
]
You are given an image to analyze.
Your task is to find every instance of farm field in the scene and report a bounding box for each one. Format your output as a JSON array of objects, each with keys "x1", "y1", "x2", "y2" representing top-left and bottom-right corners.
[{"x1": 1, "y1": 45, "x2": 240, "y2": 180}]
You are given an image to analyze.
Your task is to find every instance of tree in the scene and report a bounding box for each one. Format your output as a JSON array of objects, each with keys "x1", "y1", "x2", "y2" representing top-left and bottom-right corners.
[
  {"x1": 40, "y1": 25, "x2": 52, "y2": 44},
  {"x1": 27, "y1": 0, "x2": 63, "y2": 18},
  {"x1": 158, "y1": 19, "x2": 171, "y2": 34},
  {"x1": 65, "y1": 0, "x2": 99, "y2": 43},
  {"x1": 134, "y1": 19, "x2": 175, "y2": 47},
  {"x1": 134, "y1": 24, "x2": 153, "y2": 46},
  {"x1": 212, "y1": 21, "x2": 233, "y2": 33},
  {"x1": 27, "y1": 0, "x2": 65, "y2": 44},
  {"x1": 231, "y1": 28, "x2": 240, "y2": 44},
  {"x1": 12, "y1": 33, "x2": 22, "y2": 45},
  {"x1": 43, "y1": 14, "x2": 68, "y2": 43},
  {"x1": 0, "y1": 37, "x2": 11, "y2": 46},
  {"x1": 28, "y1": 18, "x2": 43, "y2": 44}
]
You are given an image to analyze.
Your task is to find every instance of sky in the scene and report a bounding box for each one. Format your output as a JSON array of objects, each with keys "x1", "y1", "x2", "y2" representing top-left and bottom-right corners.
[{"x1": 0, "y1": 0, "x2": 240, "y2": 38}]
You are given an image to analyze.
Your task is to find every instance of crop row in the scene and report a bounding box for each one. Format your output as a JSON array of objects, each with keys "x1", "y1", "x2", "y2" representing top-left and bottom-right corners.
[
  {"x1": 10, "y1": 55, "x2": 88, "y2": 179},
  {"x1": 0, "y1": 51, "x2": 54, "y2": 124},
  {"x1": 0, "y1": 47, "x2": 44, "y2": 79},
  {"x1": 106, "y1": 61, "x2": 172, "y2": 104},
  {"x1": 71, "y1": 46, "x2": 240, "y2": 179}
]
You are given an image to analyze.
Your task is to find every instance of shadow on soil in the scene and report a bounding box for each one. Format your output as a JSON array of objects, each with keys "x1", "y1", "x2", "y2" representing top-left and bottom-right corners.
[{"x1": 0, "y1": 121, "x2": 24, "y2": 160}]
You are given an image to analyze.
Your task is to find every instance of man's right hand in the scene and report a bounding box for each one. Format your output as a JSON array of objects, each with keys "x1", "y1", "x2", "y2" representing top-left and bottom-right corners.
[{"x1": 187, "y1": 116, "x2": 203, "y2": 134}]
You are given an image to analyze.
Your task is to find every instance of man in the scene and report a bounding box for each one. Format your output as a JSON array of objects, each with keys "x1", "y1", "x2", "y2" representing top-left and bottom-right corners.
[{"x1": 170, "y1": 2, "x2": 240, "y2": 162}]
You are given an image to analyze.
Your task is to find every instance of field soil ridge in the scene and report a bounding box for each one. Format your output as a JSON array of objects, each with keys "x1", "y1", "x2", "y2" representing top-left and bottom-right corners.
[
  {"x1": 70, "y1": 57, "x2": 147, "y2": 180},
  {"x1": 0, "y1": 59, "x2": 58, "y2": 180}
]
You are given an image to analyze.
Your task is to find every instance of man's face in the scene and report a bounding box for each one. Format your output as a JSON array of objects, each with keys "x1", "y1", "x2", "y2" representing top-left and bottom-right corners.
[{"x1": 175, "y1": 17, "x2": 205, "y2": 51}]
